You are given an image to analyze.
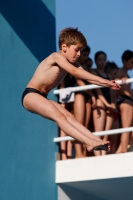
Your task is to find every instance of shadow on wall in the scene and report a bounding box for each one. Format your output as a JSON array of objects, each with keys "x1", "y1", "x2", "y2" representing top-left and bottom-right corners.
[
  {"x1": 58, "y1": 184, "x2": 103, "y2": 200},
  {"x1": 0, "y1": 0, "x2": 55, "y2": 62}
]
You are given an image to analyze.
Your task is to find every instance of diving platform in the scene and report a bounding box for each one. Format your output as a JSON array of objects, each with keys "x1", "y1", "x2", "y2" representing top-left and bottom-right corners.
[{"x1": 56, "y1": 151, "x2": 133, "y2": 200}]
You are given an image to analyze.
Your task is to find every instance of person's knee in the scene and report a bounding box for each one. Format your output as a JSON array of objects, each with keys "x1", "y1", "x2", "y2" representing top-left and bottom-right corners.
[
  {"x1": 54, "y1": 112, "x2": 66, "y2": 123},
  {"x1": 67, "y1": 113, "x2": 75, "y2": 121}
]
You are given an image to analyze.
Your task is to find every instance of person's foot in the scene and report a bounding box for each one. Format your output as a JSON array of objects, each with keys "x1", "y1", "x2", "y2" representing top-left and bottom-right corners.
[
  {"x1": 85, "y1": 140, "x2": 110, "y2": 152},
  {"x1": 92, "y1": 135, "x2": 103, "y2": 142}
]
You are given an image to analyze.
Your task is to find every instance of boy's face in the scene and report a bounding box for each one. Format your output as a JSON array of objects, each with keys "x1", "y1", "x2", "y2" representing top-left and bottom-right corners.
[
  {"x1": 62, "y1": 43, "x2": 83, "y2": 63},
  {"x1": 96, "y1": 54, "x2": 106, "y2": 69},
  {"x1": 123, "y1": 58, "x2": 133, "y2": 70},
  {"x1": 78, "y1": 51, "x2": 89, "y2": 65}
]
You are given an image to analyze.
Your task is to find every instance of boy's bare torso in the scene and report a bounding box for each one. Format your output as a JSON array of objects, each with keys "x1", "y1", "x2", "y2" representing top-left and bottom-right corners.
[
  {"x1": 117, "y1": 68, "x2": 132, "y2": 97},
  {"x1": 27, "y1": 53, "x2": 68, "y2": 94}
]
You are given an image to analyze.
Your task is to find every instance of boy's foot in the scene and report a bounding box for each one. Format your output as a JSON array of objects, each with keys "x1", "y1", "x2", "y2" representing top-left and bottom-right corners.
[
  {"x1": 91, "y1": 144, "x2": 109, "y2": 152},
  {"x1": 85, "y1": 140, "x2": 110, "y2": 152}
]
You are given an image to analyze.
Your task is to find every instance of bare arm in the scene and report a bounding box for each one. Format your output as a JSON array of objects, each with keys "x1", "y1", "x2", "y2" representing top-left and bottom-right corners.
[
  {"x1": 95, "y1": 88, "x2": 117, "y2": 111},
  {"x1": 108, "y1": 74, "x2": 117, "y2": 109},
  {"x1": 54, "y1": 53, "x2": 120, "y2": 90},
  {"x1": 96, "y1": 74, "x2": 117, "y2": 110},
  {"x1": 96, "y1": 88, "x2": 109, "y2": 107}
]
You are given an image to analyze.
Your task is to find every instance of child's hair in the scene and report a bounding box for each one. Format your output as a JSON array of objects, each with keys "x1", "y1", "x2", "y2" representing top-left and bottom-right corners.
[
  {"x1": 104, "y1": 61, "x2": 119, "y2": 72},
  {"x1": 94, "y1": 51, "x2": 107, "y2": 62},
  {"x1": 58, "y1": 27, "x2": 87, "y2": 50},
  {"x1": 121, "y1": 50, "x2": 133, "y2": 62},
  {"x1": 87, "y1": 57, "x2": 93, "y2": 62},
  {"x1": 85, "y1": 57, "x2": 93, "y2": 64},
  {"x1": 82, "y1": 45, "x2": 91, "y2": 53}
]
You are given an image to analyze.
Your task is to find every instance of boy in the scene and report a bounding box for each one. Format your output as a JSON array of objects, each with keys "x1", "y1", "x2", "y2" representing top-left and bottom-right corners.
[{"x1": 21, "y1": 28, "x2": 120, "y2": 152}]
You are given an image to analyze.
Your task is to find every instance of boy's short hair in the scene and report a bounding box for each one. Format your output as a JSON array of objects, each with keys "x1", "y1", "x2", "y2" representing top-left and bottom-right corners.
[
  {"x1": 121, "y1": 50, "x2": 133, "y2": 62},
  {"x1": 104, "y1": 61, "x2": 119, "y2": 72},
  {"x1": 58, "y1": 27, "x2": 87, "y2": 50}
]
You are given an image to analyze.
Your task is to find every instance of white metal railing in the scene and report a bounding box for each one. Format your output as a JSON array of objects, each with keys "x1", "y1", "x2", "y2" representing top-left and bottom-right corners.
[
  {"x1": 54, "y1": 127, "x2": 133, "y2": 142},
  {"x1": 53, "y1": 78, "x2": 133, "y2": 143},
  {"x1": 54, "y1": 78, "x2": 133, "y2": 94}
]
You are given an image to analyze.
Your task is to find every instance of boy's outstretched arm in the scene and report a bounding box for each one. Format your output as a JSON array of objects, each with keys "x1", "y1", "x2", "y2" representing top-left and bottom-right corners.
[{"x1": 54, "y1": 53, "x2": 121, "y2": 90}]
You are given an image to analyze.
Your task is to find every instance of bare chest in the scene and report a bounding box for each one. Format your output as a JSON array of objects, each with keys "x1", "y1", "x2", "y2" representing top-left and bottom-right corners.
[{"x1": 53, "y1": 68, "x2": 67, "y2": 86}]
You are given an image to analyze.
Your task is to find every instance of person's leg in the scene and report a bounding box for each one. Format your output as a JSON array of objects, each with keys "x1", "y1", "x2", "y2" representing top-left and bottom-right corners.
[
  {"x1": 59, "y1": 103, "x2": 68, "y2": 160},
  {"x1": 85, "y1": 99, "x2": 92, "y2": 128},
  {"x1": 109, "y1": 112, "x2": 119, "y2": 154},
  {"x1": 23, "y1": 93, "x2": 110, "y2": 152},
  {"x1": 130, "y1": 108, "x2": 133, "y2": 144},
  {"x1": 102, "y1": 110, "x2": 113, "y2": 155},
  {"x1": 92, "y1": 99, "x2": 106, "y2": 156},
  {"x1": 73, "y1": 93, "x2": 85, "y2": 158},
  {"x1": 83, "y1": 99, "x2": 92, "y2": 157},
  {"x1": 60, "y1": 129, "x2": 67, "y2": 160},
  {"x1": 116, "y1": 100, "x2": 133, "y2": 153},
  {"x1": 67, "y1": 140, "x2": 73, "y2": 159},
  {"x1": 130, "y1": 132, "x2": 133, "y2": 144},
  {"x1": 51, "y1": 97, "x2": 105, "y2": 143}
]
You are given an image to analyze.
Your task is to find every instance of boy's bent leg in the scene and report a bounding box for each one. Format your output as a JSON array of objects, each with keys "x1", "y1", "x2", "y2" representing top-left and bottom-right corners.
[
  {"x1": 23, "y1": 93, "x2": 110, "y2": 151},
  {"x1": 23, "y1": 93, "x2": 109, "y2": 151},
  {"x1": 50, "y1": 100, "x2": 110, "y2": 145}
]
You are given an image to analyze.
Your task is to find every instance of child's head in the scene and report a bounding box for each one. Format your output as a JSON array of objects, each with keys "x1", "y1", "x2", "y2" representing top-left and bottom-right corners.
[
  {"x1": 84, "y1": 57, "x2": 93, "y2": 71},
  {"x1": 104, "y1": 61, "x2": 119, "y2": 79},
  {"x1": 58, "y1": 27, "x2": 87, "y2": 63},
  {"x1": 121, "y1": 50, "x2": 133, "y2": 70},
  {"x1": 94, "y1": 51, "x2": 107, "y2": 69},
  {"x1": 78, "y1": 45, "x2": 91, "y2": 65},
  {"x1": 58, "y1": 27, "x2": 87, "y2": 50}
]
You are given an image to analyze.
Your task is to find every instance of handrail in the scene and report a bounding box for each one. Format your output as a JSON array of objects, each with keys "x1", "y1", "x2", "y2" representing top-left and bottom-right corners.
[
  {"x1": 54, "y1": 78, "x2": 133, "y2": 94},
  {"x1": 53, "y1": 127, "x2": 133, "y2": 142},
  {"x1": 53, "y1": 77, "x2": 133, "y2": 143}
]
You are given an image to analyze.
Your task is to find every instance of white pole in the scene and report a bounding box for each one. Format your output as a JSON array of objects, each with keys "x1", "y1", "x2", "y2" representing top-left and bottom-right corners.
[
  {"x1": 54, "y1": 78, "x2": 133, "y2": 95},
  {"x1": 53, "y1": 127, "x2": 133, "y2": 143}
]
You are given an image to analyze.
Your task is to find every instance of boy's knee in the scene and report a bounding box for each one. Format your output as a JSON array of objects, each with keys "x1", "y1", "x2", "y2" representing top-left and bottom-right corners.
[
  {"x1": 67, "y1": 113, "x2": 75, "y2": 121},
  {"x1": 55, "y1": 112, "x2": 66, "y2": 122}
]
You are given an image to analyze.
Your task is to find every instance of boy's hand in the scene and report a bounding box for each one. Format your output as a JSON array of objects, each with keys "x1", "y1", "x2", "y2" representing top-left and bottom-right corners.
[{"x1": 109, "y1": 80, "x2": 121, "y2": 90}]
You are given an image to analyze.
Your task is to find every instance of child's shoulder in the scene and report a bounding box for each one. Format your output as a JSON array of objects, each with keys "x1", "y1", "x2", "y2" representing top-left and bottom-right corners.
[
  {"x1": 45, "y1": 52, "x2": 68, "y2": 65},
  {"x1": 50, "y1": 52, "x2": 68, "y2": 61},
  {"x1": 116, "y1": 68, "x2": 125, "y2": 78}
]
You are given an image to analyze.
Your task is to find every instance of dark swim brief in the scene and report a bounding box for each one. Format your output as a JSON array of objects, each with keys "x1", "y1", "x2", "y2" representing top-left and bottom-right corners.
[
  {"x1": 21, "y1": 88, "x2": 48, "y2": 106},
  {"x1": 117, "y1": 94, "x2": 133, "y2": 111}
]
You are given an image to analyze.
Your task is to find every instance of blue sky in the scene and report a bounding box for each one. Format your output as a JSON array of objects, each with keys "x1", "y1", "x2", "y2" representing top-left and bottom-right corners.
[{"x1": 55, "y1": 0, "x2": 133, "y2": 78}]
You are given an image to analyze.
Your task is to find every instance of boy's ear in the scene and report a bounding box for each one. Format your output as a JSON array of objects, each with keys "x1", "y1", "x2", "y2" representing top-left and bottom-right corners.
[{"x1": 62, "y1": 43, "x2": 67, "y2": 52}]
